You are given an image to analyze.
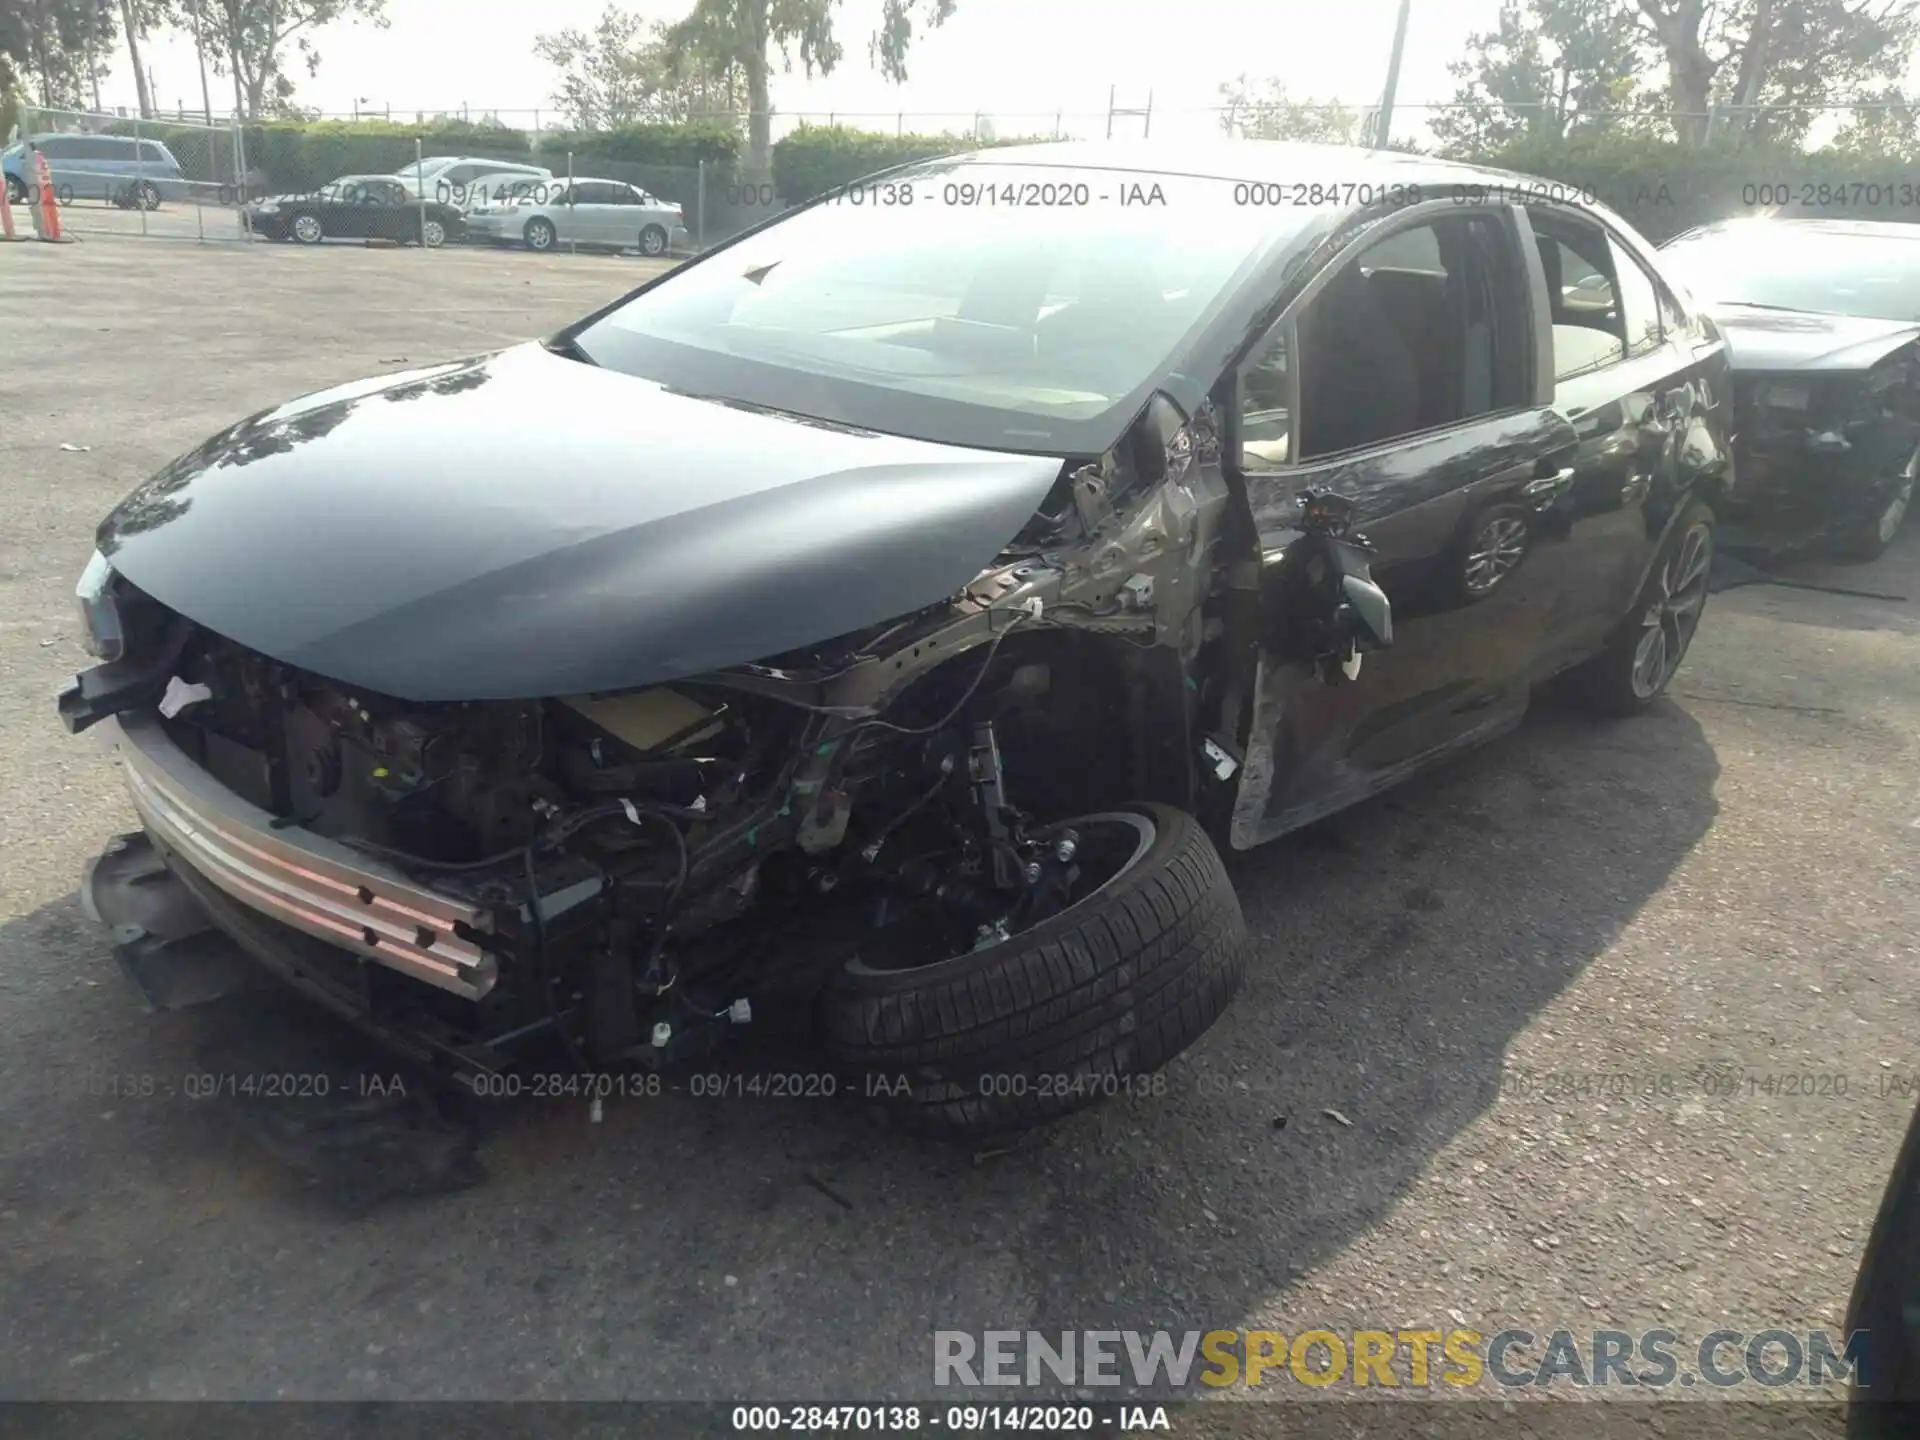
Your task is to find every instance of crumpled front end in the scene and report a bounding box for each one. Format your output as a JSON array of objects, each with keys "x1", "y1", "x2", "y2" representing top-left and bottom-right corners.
[
  {"x1": 103, "y1": 708, "x2": 498, "y2": 999},
  {"x1": 1725, "y1": 355, "x2": 1920, "y2": 550},
  {"x1": 59, "y1": 375, "x2": 1252, "y2": 1114}
]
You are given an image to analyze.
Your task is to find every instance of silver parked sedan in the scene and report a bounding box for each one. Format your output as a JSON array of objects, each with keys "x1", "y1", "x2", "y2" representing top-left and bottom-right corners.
[{"x1": 463, "y1": 177, "x2": 688, "y2": 256}]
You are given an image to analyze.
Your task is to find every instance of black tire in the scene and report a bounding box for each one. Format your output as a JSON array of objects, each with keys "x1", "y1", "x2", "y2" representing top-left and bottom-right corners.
[
  {"x1": 818, "y1": 803, "x2": 1247, "y2": 1138},
  {"x1": 419, "y1": 215, "x2": 447, "y2": 248},
  {"x1": 4, "y1": 174, "x2": 24, "y2": 205},
  {"x1": 130, "y1": 180, "x2": 161, "y2": 211},
  {"x1": 289, "y1": 211, "x2": 324, "y2": 245},
  {"x1": 638, "y1": 222, "x2": 668, "y2": 257},
  {"x1": 1563, "y1": 501, "x2": 1714, "y2": 717},
  {"x1": 523, "y1": 216, "x2": 556, "y2": 251}
]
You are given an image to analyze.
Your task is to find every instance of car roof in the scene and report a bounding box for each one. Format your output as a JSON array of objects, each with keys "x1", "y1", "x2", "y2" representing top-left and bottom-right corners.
[
  {"x1": 1669, "y1": 215, "x2": 1920, "y2": 243},
  {"x1": 428, "y1": 155, "x2": 544, "y2": 167},
  {"x1": 35, "y1": 131, "x2": 145, "y2": 144}
]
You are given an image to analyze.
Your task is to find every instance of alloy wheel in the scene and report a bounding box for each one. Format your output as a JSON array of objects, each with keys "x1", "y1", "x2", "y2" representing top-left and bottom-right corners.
[
  {"x1": 1630, "y1": 520, "x2": 1713, "y2": 700},
  {"x1": 1464, "y1": 514, "x2": 1528, "y2": 594},
  {"x1": 291, "y1": 214, "x2": 323, "y2": 244},
  {"x1": 421, "y1": 218, "x2": 446, "y2": 248},
  {"x1": 639, "y1": 224, "x2": 667, "y2": 256}
]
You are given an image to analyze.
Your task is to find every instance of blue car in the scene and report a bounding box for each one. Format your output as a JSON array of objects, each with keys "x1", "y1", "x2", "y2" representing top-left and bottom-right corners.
[{"x1": 3, "y1": 133, "x2": 188, "y2": 209}]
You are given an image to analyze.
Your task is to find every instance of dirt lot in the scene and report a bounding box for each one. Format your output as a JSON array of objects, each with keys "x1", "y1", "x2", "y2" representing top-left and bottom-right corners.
[{"x1": 0, "y1": 234, "x2": 1916, "y2": 1416}]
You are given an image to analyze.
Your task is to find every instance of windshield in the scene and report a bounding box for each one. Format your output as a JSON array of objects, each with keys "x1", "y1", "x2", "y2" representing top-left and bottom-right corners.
[
  {"x1": 572, "y1": 161, "x2": 1306, "y2": 453},
  {"x1": 1663, "y1": 224, "x2": 1920, "y2": 322}
]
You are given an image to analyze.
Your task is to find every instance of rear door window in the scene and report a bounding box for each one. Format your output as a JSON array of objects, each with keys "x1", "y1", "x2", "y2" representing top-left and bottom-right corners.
[{"x1": 1529, "y1": 212, "x2": 1629, "y2": 381}]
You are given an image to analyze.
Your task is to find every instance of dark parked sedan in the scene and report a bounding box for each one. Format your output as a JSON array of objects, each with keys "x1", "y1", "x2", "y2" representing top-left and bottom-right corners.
[
  {"x1": 245, "y1": 174, "x2": 463, "y2": 248},
  {"x1": 1659, "y1": 218, "x2": 1920, "y2": 560},
  {"x1": 59, "y1": 141, "x2": 1731, "y2": 1138}
]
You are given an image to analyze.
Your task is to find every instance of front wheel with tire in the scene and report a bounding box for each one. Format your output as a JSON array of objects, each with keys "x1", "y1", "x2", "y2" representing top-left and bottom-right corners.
[
  {"x1": 638, "y1": 223, "x2": 668, "y2": 257},
  {"x1": 289, "y1": 211, "x2": 324, "y2": 245},
  {"x1": 523, "y1": 216, "x2": 556, "y2": 251},
  {"x1": 4, "y1": 174, "x2": 23, "y2": 205},
  {"x1": 419, "y1": 216, "x2": 447, "y2": 248},
  {"x1": 129, "y1": 180, "x2": 161, "y2": 211},
  {"x1": 1564, "y1": 502, "x2": 1714, "y2": 716},
  {"x1": 818, "y1": 804, "x2": 1248, "y2": 1138}
]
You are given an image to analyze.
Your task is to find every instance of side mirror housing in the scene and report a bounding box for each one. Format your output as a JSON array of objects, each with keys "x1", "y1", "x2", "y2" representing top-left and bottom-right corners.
[{"x1": 1339, "y1": 571, "x2": 1393, "y2": 649}]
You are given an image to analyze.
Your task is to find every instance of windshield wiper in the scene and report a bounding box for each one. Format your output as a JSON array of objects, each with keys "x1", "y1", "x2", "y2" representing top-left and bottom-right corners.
[{"x1": 1714, "y1": 300, "x2": 1818, "y2": 315}]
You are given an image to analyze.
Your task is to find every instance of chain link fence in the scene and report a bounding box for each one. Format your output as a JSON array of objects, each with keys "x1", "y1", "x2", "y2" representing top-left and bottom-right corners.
[
  {"x1": 9, "y1": 105, "x2": 255, "y2": 242},
  {"x1": 6, "y1": 105, "x2": 785, "y2": 254},
  {"x1": 156, "y1": 98, "x2": 1920, "y2": 147}
]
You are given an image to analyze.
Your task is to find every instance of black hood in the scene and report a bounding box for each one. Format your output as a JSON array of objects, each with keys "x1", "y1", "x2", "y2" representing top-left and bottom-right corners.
[
  {"x1": 97, "y1": 343, "x2": 1066, "y2": 701},
  {"x1": 1706, "y1": 303, "x2": 1920, "y2": 373}
]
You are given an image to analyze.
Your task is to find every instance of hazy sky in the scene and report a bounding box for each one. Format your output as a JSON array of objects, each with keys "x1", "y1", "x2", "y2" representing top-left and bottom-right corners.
[{"x1": 98, "y1": 0, "x2": 1516, "y2": 140}]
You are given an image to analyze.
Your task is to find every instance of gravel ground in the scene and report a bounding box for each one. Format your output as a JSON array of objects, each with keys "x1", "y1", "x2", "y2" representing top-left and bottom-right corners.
[{"x1": 0, "y1": 236, "x2": 1915, "y2": 1423}]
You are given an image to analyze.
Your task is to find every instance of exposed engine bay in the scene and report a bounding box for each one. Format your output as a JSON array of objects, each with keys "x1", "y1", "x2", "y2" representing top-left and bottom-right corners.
[{"x1": 70, "y1": 394, "x2": 1288, "y2": 1089}]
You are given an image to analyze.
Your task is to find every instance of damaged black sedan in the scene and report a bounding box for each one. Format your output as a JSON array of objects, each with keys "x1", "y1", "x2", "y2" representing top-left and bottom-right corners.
[
  {"x1": 1659, "y1": 218, "x2": 1920, "y2": 560},
  {"x1": 60, "y1": 142, "x2": 1732, "y2": 1137}
]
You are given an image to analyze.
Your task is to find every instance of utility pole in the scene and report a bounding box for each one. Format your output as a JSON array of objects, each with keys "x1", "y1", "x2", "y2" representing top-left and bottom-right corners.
[
  {"x1": 188, "y1": 0, "x2": 215, "y2": 126},
  {"x1": 229, "y1": 28, "x2": 246, "y2": 121},
  {"x1": 1373, "y1": 0, "x2": 1412, "y2": 149}
]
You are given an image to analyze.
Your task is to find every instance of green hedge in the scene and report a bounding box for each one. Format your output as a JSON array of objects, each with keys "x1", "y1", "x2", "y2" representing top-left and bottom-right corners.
[
  {"x1": 99, "y1": 116, "x2": 531, "y2": 188},
  {"x1": 539, "y1": 121, "x2": 740, "y2": 169},
  {"x1": 1461, "y1": 133, "x2": 1920, "y2": 243},
  {"x1": 95, "y1": 115, "x2": 742, "y2": 192},
  {"x1": 770, "y1": 124, "x2": 1049, "y2": 205}
]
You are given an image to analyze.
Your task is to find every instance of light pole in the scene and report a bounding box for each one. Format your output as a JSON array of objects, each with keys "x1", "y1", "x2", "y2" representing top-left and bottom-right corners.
[{"x1": 1373, "y1": 0, "x2": 1412, "y2": 150}]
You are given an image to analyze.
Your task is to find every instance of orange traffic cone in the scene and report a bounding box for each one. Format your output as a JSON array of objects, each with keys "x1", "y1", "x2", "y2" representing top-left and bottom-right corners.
[
  {"x1": 33, "y1": 150, "x2": 66, "y2": 242},
  {"x1": 0, "y1": 179, "x2": 17, "y2": 241}
]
